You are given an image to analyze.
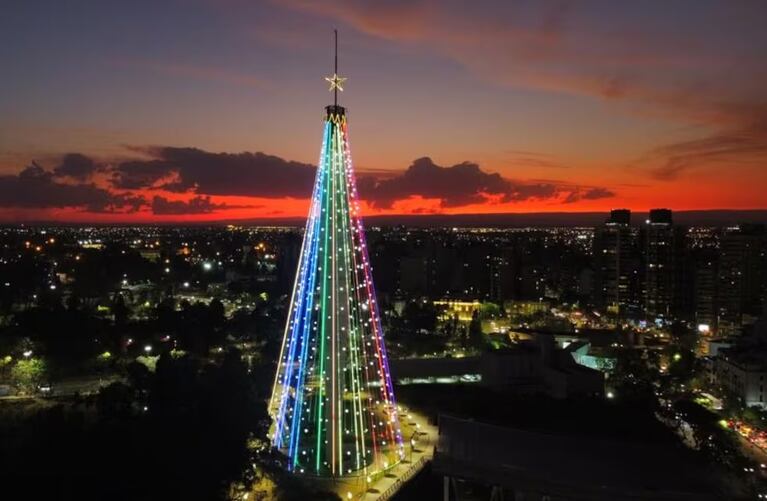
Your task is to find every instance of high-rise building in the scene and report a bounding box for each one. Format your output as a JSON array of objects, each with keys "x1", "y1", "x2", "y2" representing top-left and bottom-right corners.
[
  {"x1": 398, "y1": 253, "x2": 436, "y2": 296},
  {"x1": 644, "y1": 209, "x2": 675, "y2": 318},
  {"x1": 594, "y1": 209, "x2": 638, "y2": 313},
  {"x1": 717, "y1": 224, "x2": 767, "y2": 335},
  {"x1": 487, "y1": 253, "x2": 510, "y2": 302},
  {"x1": 693, "y1": 248, "x2": 718, "y2": 332},
  {"x1": 277, "y1": 232, "x2": 302, "y2": 295},
  {"x1": 269, "y1": 42, "x2": 404, "y2": 476}
]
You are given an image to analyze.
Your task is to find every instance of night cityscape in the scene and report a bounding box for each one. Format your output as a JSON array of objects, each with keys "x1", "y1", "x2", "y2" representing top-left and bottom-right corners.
[{"x1": 2, "y1": 2, "x2": 767, "y2": 500}]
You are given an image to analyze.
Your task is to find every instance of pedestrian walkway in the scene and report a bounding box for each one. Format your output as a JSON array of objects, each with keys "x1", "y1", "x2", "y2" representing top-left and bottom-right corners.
[{"x1": 329, "y1": 405, "x2": 437, "y2": 500}]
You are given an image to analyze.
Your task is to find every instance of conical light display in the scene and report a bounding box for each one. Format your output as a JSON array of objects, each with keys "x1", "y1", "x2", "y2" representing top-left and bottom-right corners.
[{"x1": 269, "y1": 99, "x2": 404, "y2": 476}]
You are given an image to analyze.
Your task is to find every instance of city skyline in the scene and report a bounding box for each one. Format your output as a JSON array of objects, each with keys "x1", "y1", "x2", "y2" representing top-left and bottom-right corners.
[
  {"x1": 2, "y1": 1, "x2": 767, "y2": 223},
  {"x1": 0, "y1": 217, "x2": 765, "y2": 498}
]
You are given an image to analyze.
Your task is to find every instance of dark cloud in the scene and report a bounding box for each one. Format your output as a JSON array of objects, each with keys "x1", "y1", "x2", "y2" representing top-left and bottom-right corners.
[
  {"x1": 112, "y1": 147, "x2": 316, "y2": 197},
  {"x1": 1, "y1": 149, "x2": 614, "y2": 215},
  {"x1": 112, "y1": 160, "x2": 177, "y2": 189},
  {"x1": 508, "y1": 182, "x2": 562, "y2": 202},
  {"x1": 359, "y1": 157, "x2": 614, "y2": 208},
  {"x1": 151, "y1": 195, "x2": 237, "y2": 215},
  {"x1": 53, "y1": 153, "x2": 99, "y2": 180},
  {"x1": 113, "y1": 148, "x2": 608, "y2": 209},
  {"x1": 581, "y1": 187, "x2": 615, "y2": 200},
  {"x1": 0, "y1": 163, "x2": 142, "y2": 212},
  {"x1": 563, "y1": 186, "x2": 616, "y2": 204},
  {"x1": 360, "y1": 157, "x2": 508, "y2": 208}
]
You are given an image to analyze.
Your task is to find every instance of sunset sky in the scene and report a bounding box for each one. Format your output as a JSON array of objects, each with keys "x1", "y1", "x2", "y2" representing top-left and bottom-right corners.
[{"x1": 1, "y1": 0, "x2": 766, "y2": 222}]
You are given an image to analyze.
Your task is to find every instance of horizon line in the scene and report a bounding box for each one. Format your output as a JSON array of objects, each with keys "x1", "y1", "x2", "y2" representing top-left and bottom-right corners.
[{"x1": 4, "y1": 208, "x2": 767, "y2": 228}]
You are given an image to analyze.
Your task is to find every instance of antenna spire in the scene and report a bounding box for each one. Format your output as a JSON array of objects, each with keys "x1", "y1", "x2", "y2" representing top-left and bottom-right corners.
[
  {"x1": 325, "y1": 29, "x2": 346, "y2": 107},
  {"x1": 334, "y1": 30, "x2": 338, "y2": 105}
]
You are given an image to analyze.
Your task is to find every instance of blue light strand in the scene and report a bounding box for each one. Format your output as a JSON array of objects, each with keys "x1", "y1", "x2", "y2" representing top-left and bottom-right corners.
[
  {"x1": 287, "y1": 123, "x2": 330, "y2": 467},
  {"x1": 273, "y1": 122, "x2": 329, "y2": 449}
]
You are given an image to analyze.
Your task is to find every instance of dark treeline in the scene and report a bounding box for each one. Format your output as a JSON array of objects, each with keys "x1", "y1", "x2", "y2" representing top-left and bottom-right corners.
[{"x1": 0, "y1": 350, "x2": 268, "y2": 500}]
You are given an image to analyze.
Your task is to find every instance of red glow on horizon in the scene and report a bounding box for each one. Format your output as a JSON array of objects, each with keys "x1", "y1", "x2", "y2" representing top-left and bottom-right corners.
[{"x1": 2, "y1": 184, "x2": 765, "y2": 224}]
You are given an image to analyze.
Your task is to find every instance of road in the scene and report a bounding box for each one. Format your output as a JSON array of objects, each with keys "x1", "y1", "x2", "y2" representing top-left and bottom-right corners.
[{"x1": 737, "y1": 433, "x2": 767, "y2": 466}]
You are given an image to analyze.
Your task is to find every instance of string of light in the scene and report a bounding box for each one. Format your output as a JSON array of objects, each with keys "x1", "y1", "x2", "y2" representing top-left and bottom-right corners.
[{"x1": 269, "y1": 107, "x2": 404, "y2": 477}]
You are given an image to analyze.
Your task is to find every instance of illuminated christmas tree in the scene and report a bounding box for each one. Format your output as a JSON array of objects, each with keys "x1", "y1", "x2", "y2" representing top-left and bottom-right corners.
[{"x1": 269, "y1": 31, "x2": 404, "y2": 477}]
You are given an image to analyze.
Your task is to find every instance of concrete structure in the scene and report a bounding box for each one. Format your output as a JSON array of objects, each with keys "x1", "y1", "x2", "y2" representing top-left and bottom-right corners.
[
  {"x1": 714, "y1": 346, "x2": 767, "y2": 408},
  {"x1": 433, "y1": 415, "x2": 721, "y2": 500},
  {"x1": 564, "y1": 339, "x2": 617, "y2": 373},
  {"x1": 390, "y1": 339, "x2": 604, "y2": 399}
]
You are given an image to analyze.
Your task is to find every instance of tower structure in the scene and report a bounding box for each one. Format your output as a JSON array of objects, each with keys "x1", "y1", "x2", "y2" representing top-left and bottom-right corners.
[{"x1": 269, "y1": 31, "x2": 404, "y2": 477}]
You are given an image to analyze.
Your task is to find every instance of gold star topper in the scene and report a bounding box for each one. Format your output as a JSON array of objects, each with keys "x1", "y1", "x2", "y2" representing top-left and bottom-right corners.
[{"x1": 325, "y1": 73, "x2": 347, "y2": 92}]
